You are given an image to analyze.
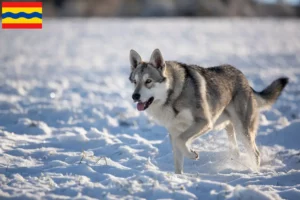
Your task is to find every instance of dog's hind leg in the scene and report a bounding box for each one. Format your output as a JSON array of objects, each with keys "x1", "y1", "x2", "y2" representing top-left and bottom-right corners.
[
  {"x1": 245, "y1": 136, "x2": 260, "y2": 167},
  {"x1": 230, "y1": 91, "x2": 261, "y2": 168},
  {"x1": 230, "y1": 118, "x2": 260, "y2": 168},
  {"x1": 243, "y1": 119, "x2": 260, "y2": 167},
  {"x1": 225, "y1": 123, "x2": 240, "y2": 157},
  {"x1": 242, "y1": 99, "x2": 260, "y2": 168}
]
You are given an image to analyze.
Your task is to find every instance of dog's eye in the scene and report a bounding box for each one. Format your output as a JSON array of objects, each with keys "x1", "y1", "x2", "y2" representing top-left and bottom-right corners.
[
  {"x1": 133, "y1": 80, "x2": 137, "y2": 84},
  {"x1": 145, "y1": 79, "x2": 152, "y2": 84}
]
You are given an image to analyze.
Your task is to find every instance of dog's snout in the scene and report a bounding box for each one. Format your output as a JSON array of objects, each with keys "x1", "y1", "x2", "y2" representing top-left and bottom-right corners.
[{"x1": 132, "y1": 93, "x2": 140, "y2": 101}]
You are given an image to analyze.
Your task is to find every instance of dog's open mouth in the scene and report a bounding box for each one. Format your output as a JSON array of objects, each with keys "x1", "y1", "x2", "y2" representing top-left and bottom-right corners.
[{"x1": 136, "y1": 97, "x2": 154, "y2": 111}]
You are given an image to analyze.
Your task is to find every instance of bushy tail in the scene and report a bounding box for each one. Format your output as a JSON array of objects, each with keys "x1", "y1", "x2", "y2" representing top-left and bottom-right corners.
[{"x1": 253, "y1": 77, "x2": 289, "y2": 110}]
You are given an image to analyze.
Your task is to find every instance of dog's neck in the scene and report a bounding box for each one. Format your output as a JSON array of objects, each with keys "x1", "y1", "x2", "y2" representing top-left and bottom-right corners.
[{"x1": 162, "y1": 62, "x2": 185, "y2": 106}]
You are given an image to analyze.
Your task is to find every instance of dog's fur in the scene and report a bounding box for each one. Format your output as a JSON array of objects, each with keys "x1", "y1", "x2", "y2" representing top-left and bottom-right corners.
[{"x1": 129, "y1": 49, "x2": 288, "y2": 174}]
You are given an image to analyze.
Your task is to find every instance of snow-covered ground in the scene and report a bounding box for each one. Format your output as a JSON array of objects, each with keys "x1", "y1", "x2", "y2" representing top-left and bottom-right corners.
[{"x1": 0, "y1": 18, "x2": 300, "y2": 200}]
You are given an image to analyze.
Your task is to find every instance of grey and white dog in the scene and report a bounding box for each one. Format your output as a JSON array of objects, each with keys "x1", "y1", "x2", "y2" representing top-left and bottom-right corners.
[{"x1": 129, "y1": 49, "x2": 288, "y2": 174}]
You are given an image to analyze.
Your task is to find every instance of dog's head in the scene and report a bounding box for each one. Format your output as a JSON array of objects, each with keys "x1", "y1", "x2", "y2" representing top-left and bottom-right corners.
[{"x1": 129, "y1": 49, "x2": 168, "y2": 111}]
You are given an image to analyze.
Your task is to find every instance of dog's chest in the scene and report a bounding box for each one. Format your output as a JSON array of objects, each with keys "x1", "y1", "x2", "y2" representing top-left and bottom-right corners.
[
  {"x1": 146, "y1": 103, "x2": 175, "y2": 127},
  {"x1": 146, "y1": 104, "x2": 194, "y2": 134}
]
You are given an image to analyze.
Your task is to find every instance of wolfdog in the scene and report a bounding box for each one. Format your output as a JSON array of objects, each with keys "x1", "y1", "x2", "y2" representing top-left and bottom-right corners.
[{"x1": 129, "y1": 49, "x2": 288, "y2": 174}]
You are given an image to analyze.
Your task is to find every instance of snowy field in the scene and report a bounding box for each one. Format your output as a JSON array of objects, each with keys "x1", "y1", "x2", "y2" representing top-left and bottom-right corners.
[{"x1": 0, "y1": 18, "x2": 300, "y2": 200}]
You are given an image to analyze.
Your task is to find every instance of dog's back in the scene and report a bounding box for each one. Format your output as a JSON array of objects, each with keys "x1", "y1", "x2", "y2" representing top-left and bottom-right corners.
[{"x1": 167, "y1": 63, "x2": 253, "y2": 120}]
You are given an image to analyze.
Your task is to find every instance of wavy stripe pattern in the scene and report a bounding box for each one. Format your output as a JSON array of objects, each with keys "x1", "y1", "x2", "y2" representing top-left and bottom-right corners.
[
  {"x1": 2, "y1": 12, "x2": 42, "y2": 19},
  {"x1": 2, "y1": 18, "x2": 42, "y2": 24},
  {"x1": 2, "y1": 8, "x2": 42, "y2": 14}
]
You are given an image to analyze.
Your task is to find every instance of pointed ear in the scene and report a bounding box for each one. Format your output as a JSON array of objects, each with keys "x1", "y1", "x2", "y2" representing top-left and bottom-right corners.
[
  {"x1": 129, "y1": 49, "x2": 142, "y2": 70},
  {"x1": 150, "y1": 49, "x2": 165, "y2": 70}
]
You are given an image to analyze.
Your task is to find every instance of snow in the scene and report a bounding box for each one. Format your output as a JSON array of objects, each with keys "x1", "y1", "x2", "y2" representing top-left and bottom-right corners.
[{"x1": 0, "y1": 18, "x2": 300, "y2": 199}]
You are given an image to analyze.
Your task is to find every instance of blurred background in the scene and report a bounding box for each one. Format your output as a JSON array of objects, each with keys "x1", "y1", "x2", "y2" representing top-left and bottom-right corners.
[{"x1": 1, "y1": 0, "x2": 300, "y2": 17}]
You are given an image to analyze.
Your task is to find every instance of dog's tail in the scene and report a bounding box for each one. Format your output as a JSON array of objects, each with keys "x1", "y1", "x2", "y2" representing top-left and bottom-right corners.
[{"x1": 252, "y1": 77, "x2": 289, "y2": 110}]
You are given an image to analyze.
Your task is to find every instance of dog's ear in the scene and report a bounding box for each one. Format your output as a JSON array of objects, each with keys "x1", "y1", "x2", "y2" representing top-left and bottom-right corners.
[
  {"x1": 130, "y1": 49, "x2": 142, "y2": 70},
  {"x1": 150, "y1": 49, "x2": 165, "y2": 71}
]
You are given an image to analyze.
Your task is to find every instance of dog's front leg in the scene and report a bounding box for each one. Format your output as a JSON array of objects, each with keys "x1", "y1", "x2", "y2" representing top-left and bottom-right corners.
[
  {"x1": 177, "y1": 118, "x2": 212, "y2": 160},
  {"x1": 169, "y1": 133, "x2": 184, "y2": 174}
]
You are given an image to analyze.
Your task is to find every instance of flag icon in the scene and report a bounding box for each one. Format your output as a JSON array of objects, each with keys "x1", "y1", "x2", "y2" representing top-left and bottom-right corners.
[{"x1": 2, "y1": 2, "x2": 42, "y2": 29}]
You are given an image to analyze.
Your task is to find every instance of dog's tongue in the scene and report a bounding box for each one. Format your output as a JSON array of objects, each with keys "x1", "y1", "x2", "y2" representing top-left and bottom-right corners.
[{"x1": 137, "y1": 102, "x2": 146, "y2": 111}]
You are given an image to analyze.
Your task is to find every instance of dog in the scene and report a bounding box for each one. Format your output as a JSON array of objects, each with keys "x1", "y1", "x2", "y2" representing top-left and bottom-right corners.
[{"x1": 128, "y1": 49, "x2": 288, "y2": 174}]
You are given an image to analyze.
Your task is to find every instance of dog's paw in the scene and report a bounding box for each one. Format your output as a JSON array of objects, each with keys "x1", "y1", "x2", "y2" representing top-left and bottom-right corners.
[
  {"x1": 190, "y1": 149, "x2": 199, "y2": 160},
  {"x1": 175, "y1": 169, "x2": 183, "y2": 174}
]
